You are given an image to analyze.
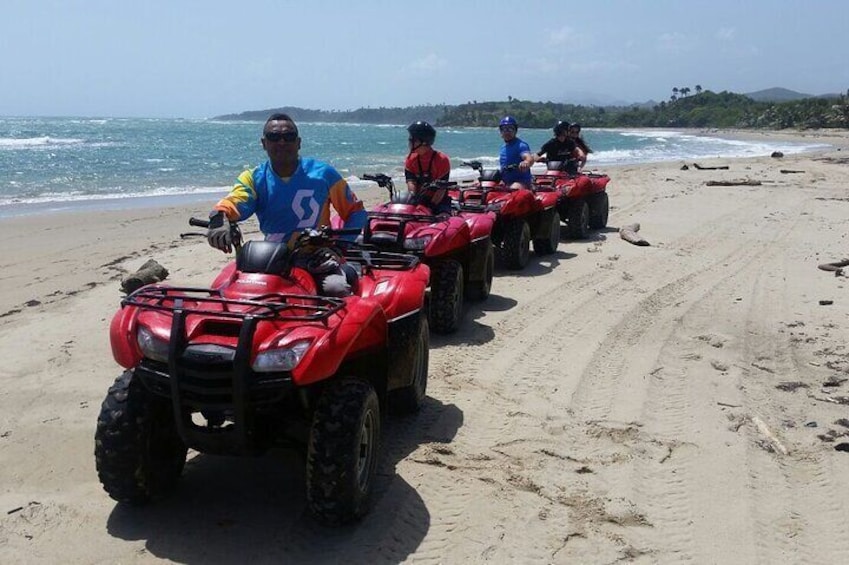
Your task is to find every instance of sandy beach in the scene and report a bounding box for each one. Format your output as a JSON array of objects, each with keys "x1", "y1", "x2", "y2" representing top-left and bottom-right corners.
[{"x1": 2, "y1": 130, "x2": 849, "y2": 563}]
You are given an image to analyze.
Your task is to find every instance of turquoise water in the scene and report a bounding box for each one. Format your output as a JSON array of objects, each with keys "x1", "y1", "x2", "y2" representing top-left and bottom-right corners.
[{"x1": 0, "y1": 116, "x2": 828, "y2": 217}]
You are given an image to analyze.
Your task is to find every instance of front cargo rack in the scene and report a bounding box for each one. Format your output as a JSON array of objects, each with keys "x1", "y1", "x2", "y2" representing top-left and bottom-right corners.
[{"x1": 123, "y1": 287, "x2": 344, "y2": 322}]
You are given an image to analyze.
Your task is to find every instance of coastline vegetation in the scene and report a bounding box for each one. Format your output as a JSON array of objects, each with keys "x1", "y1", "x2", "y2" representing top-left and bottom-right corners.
[{"x1": 215, "y1": 88, "x2": 849, "y2": 130}]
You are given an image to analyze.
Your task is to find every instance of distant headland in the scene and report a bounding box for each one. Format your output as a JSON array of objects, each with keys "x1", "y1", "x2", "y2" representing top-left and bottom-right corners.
[{"x1": 213, "y1": 87, "x2": 849, "y2": 130}]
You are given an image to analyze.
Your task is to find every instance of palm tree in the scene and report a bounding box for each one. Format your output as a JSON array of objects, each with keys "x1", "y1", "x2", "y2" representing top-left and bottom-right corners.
[
  {"x1": 695, "y1": 84, "x2": 703, "y2": 95},
  {"x1": 672, "y1": 87, "x2": 680, "y2": 99},
  {"x1": 681, "y1": 87, "x2": 691, "y2": 97}
]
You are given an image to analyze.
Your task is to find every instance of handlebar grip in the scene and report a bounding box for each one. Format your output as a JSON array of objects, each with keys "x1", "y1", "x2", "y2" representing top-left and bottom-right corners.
[
  {"x1": 189, "y1": 217, "x2": 210, "y2": 228},
  {"x1": 361, "y1": 174, "x2": 377, "y2": 181}
]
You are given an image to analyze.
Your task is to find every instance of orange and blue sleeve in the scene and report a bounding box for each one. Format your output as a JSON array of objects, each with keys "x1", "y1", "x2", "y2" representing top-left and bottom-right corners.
[
  {"x1": 214, "y1": 168, "x2": 258, "y2": 221},
  {"x1": 328, "y1": 178, "x2": 367, "y2": 234}
]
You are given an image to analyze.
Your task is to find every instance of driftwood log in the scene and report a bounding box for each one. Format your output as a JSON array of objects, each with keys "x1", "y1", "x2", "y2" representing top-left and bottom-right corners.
[
  {"x1": 818, "y1": 259, "x2": 849, "y2": 276},
  {"x1": 620, "y1": 223, "x2": 650, "y2": 246},
  {"x1": 121, "y1": 259, "x2": 169, "y2": 294},
  {"x1": 780, "y1": 169, "x2": 806, "y2": 174},
  {"x1": 693, "y1": 163, "x2": 729, "y2": 170},
  {"x1": 705, "y1": 180, "x2": 762, "y2": 187}
]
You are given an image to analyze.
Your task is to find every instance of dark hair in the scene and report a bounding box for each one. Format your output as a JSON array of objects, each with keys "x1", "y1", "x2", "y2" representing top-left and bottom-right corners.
[{"x1": 265, "y1": 113, "x2": 298, "y2": 134}]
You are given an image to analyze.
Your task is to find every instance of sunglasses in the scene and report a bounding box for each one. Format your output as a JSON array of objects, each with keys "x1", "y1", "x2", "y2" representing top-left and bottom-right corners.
[
  {"x1": 499, "y1": 126, "x2": 516, "y2": 133},
  {"x1": 264, "y1": 131, "x2": 298, "y2": 143}
]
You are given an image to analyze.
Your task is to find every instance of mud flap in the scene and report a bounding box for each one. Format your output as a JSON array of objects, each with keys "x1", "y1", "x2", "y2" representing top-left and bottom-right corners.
[
  {"x1": 532, "y1": 209, "x2": 557, "y2": 240},
  {"x1": 387, "y1": 312, "x2": 421, "y2": 392},
  {"x1": 467, "y1": 237, "x2": 492, "y2": 283}
]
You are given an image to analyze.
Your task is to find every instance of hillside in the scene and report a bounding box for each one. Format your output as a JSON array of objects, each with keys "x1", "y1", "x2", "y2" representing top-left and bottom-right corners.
[
  {"x1": 213, "y1": 88, "x2": 849, "y2": 130},
  {"x1": 744, "y1": 87, "x2": 813, "y2": 102}
]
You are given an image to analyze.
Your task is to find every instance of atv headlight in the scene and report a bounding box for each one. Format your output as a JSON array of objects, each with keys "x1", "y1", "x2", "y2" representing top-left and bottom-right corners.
[
  {"x1": 137, "y1": 326, "x2": 170, "y2": 363},
  {"x1": 403, "y1": 235, "x2": 432, "y2": 251},
  {"x1": 252, "y1": 339, "x2": 311, "y2": 373}
]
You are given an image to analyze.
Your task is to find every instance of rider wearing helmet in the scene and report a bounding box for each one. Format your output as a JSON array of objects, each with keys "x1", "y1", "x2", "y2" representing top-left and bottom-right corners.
[
  {"x1": 498, "y1": 116, "x2": 535, "y2": 189},
  {"x1": 404, "y1": 120, "x2": 453, "y2": 214},
  {"x1": 535, "y1": 120, "x2": 580, "y2": 174}
]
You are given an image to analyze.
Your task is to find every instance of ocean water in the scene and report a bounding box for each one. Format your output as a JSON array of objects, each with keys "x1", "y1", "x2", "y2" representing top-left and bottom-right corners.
[{"x1": 0, "y1": 117, "x2": 829, "y2": 218}]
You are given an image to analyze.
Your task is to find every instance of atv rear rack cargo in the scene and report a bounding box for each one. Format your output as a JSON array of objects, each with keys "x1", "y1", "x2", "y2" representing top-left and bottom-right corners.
[{"x1": 363, "y1": 211, "x2": 444, "y2": 248}]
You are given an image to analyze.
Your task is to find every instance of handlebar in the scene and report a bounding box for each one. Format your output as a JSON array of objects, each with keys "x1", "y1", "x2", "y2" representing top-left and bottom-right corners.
[
  {"x1": 361, "y1": 173, "x2": 394, "y2": 187},
  {"x1": 189, "y1": 217, "x2": 210, "y2": 228}
]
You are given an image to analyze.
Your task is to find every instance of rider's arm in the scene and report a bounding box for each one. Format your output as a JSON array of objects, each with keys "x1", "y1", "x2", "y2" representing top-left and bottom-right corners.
[
  {"x1": 214, "y1": 167, "x2": 259, "y2": 221},
  {"x1": 574, "y1": 147, "x2": 587, "y2": 170},
  {"x1": 328, "y1": 176, "x2": 367, "y2": 236},
  {"x1": 519, "y1": 141, "x2": 534, "y2": 171}
]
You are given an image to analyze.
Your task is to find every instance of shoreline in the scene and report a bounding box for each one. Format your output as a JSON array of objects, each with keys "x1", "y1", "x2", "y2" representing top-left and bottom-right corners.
[{"x1": 2, "y1": 128, "x2": 843, "y2": 220}]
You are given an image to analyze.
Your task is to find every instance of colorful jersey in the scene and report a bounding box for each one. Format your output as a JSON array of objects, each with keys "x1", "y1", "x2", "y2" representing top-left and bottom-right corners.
[
  {"x1": 214, "y1": 158, "x2": 366, "y2": 245},
  {"x1": 499, "y1": 138, "x2": 532, "y2": 186},
  {"x1": 404, "y1": 149, "x2": 451, "y2": 186}
]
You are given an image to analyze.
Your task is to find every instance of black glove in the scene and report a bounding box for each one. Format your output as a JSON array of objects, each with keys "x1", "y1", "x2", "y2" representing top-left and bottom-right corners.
[{"x1": 207, "y1": 211, "x2": 233, "y2": 253}]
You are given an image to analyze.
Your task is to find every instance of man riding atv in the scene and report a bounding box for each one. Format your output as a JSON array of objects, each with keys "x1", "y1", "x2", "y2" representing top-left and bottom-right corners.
[{"x1": 206, "y1": 113, "x2": 366, "y2": 296}]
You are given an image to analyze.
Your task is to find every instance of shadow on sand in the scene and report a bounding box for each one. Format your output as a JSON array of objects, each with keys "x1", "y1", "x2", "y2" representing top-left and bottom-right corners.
[{"x1": 106, "y1": 397, "x2": 463, "y2": 564}]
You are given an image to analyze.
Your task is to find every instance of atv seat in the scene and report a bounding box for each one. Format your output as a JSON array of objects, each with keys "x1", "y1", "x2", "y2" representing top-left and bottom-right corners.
[
  {"x1": 480, "y1": 169, "x2": 503, "y2": 182},
  {"x1": 390, "y1": 191, "x2": 416, "y2": 205},
  {"x1": 237, "y1": 241, "x2": 290, "y2": 274},
  {"x1": 547, "y1": 160, "x2": 579, "y2": 174}
]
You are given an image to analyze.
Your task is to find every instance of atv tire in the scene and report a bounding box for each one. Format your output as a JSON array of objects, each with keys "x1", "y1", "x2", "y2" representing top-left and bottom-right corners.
[
  {"x1": 588, "y1": 192, "x2": 609, "y2": 229},
  {"x1": 307, "y1": 379, "x2": 381, "y2": 525},
  {"x1": 533, "y1": 210, "x2": 561, "y2": 255},
  {"x1": 502, "y1": 219, "x2": 531, "y2": 270},
  {"x1": 465, "y1": 243, "x2": 494, "y2": 301},
  {"x1": 429, "y1": 260, "x2": 464, "y2": 334},
  {"x1": 94, "y1": 370, "x2": 187, "y2": 504},
  {"x1": 392, "y1": 314, "x2": 430, "y2": 414},
  {"x1": 567, "y1": 199, "x2": 590, "y2": 240}
]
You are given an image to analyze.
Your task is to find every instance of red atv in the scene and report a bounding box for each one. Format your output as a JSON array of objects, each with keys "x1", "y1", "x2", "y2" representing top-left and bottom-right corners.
[
  {"x1": 96, "y1": 220, "x2": 430, "y2": 525},
  {"x1": 452, "y1": 160, "x2": 560, "y2": 270},
  {"x1": 532, "y1": 160, "x2": 611, "y2": 239},
  {"x1": 359, "y1": 173, "x2": 495, "y2": 334}
]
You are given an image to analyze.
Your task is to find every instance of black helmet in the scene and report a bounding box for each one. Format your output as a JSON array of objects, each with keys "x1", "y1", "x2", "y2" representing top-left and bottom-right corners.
[
  {"x1": 407, "y1": 121, "x2": 436, "y2": 144},
  {"x1": 553, "y1": 120, "x2": 570, "y2": 135}
]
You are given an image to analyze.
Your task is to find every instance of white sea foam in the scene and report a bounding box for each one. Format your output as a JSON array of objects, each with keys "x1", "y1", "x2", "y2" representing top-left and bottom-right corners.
[{"x1": 0, "y1": 136, "x2": 85, "y2": 149}]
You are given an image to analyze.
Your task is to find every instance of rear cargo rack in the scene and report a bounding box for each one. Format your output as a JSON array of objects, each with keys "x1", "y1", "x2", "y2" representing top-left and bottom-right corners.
[
  {"x1": 123, "y1": 287, "x2": 344, "y2": 322},
  {"x1": 363, "y1": 211, "x2": 444, "y2": 248}
]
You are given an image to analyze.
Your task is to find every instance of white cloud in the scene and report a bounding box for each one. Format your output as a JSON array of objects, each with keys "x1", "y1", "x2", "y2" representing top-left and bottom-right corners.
[
  {"x1": 566, "y1": 59, "x2": 639, "y2": 74},
  {"x1": 549, "y1": 26, "x2": 574, "y2": 46},
  {"x1": 407, "y1": 53, "x2": 447, "y2": 73},
  {"x1": 716, "y1": 27, "x2": 736, "y2": 41},
  {"x1": 657, "y1": 32, "x2": 694, "y2": 53}
]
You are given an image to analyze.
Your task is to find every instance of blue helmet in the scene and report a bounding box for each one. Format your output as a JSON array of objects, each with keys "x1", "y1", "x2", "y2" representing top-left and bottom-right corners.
[{"x1": 499, "y1": 116, "x2": 518, "y2": 129}]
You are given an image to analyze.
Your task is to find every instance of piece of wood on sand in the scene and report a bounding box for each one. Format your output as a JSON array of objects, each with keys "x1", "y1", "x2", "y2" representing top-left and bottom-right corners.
[
  {"x1": 705, "y1": 179, "x2": 762, "y2": 187},
  {"x1": 620, "y1": 223, "x2": 650, "y2": 246},
  {"x1": 751, "y1": 415, "x2": 789, "y2": 455},
  {"x1": 780, "y1": 169, "x2": 806, "y2": 174},
  {"x1": 693, "y1": 162, "x2": 730, "y2": 170},
  {"x1": 121, "y1": 259, "x2": 169, "y2": 294}
]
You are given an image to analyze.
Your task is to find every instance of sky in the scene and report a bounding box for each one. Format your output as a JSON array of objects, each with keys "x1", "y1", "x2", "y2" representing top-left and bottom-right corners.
[{"x1": 2, "y1": 0, "x2": 847, "y2": 118}]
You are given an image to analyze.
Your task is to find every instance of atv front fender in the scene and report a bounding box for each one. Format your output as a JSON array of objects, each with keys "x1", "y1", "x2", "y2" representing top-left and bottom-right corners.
[{"x1": 292, "y1": 297, "x2": 388, "y2": 386}]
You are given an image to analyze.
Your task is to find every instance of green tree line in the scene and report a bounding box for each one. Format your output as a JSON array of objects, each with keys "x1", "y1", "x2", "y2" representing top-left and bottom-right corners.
[{"x1": 215, "y1": 89, "x2": 849, "y2": 130}]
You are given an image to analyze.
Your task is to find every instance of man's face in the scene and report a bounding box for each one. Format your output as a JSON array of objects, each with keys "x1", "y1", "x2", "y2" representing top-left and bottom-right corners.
[
  {"x1": 568, "y1": 128, "x2": 580, "y2": 138},
  {"x1": 262, "y1": 120, "x2": 300, "y2": 160},
  {"x1": 499, "y1": 125, "x2": 517, "y2": 141}
]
